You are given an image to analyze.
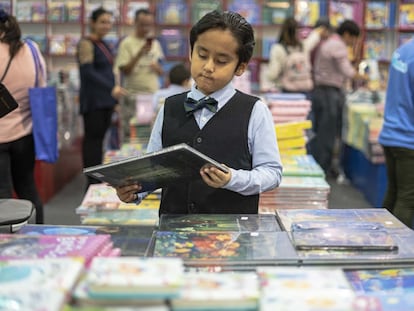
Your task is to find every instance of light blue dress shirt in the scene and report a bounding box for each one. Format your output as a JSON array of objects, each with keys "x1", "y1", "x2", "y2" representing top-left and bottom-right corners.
[{"x1": 146, "y1": 82, "x2": 283, "y2": 196}]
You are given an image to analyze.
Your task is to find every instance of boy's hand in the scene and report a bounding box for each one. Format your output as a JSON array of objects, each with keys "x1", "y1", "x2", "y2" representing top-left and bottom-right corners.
[
  {"x1": 115, "y1": 183, "x2": 142, "y2": 203},
  {"x1": 200, "y1": 165, "x2": 231, "y2": 188}
]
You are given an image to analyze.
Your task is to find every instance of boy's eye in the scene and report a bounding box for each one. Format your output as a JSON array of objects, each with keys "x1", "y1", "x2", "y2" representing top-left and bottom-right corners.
[
  {"x1": 216, "y1": 59, "x2": 228, "y2": 65},
  {"x1": 198, "y1": 52, "x2": 207, "y2": 59}
]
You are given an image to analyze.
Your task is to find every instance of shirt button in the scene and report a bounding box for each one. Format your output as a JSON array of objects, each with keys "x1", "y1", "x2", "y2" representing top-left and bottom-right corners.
[{"x1": 196, "y1": 137, "x2": 202, "y2": 143}]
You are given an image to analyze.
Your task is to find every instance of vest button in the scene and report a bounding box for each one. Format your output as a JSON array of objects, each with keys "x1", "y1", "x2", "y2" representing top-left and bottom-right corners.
[{"x1": 196, "y1": 137, "x2": 202, "y2": 143}]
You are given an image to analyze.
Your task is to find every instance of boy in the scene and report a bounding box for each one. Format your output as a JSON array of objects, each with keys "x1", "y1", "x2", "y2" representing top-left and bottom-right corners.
[{"x1": 116, "y1": 11, "x2": 283, "y2": 215}]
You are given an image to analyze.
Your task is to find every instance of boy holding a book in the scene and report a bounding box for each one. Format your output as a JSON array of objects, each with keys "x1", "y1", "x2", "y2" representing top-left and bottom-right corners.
[{"x1": 115, "y1": 10, "x2": 283, "y2": 215}]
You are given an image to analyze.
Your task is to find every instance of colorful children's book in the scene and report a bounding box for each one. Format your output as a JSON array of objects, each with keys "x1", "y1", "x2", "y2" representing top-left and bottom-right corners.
[
  {"x1": 156, "y1": 0, "x2": 188, "y2": 24},
  {"x1": 85, "y1": 257, "x2": 184, "y2": 299},
  {"x1": 258, "y1": 267, "x2": 356, "y2": 311},
  {"x1": 171, "y1": 271, "x2": 259, "y2": 311},
  {"x1": 191, "y1": 0, "x2": 222, "y2": 23},
  {"x1": 151, "y1": 231, "x2": 298, "y2": 264},
  {"x1": 365, "y1": 1, "x2": 389, "y2": 28},
  {"x1": 0, "y1": 288, "x2": 66, "y2": 311},
  {"x1": 227, "y1": 0, "x2": 260, "y2": 25},
  {"x1": 0, "y1": 234, "x2": 112, "y2": 265},
  {"x1": 0, "y1": 258, "x2": 83, "y2": 292},
  {"x1": 80, "y1": 208, "x2": 159, "y2": 226},
  {"x1": 399, "y1": 3, "x2": 414, "y2": 28},
  {"x1": 159, "y1": 214, "x2": 280, "y2": 232}
]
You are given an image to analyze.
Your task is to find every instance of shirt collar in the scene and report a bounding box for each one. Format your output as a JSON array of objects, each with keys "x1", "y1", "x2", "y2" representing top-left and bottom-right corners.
[{"x1": 187, "y1": 82, "x2": 236, "y2": 110}]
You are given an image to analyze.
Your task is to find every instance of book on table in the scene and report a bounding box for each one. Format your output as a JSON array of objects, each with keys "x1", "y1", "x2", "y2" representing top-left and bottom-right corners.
[
  {"x1": 290, "y1": 221, "x2": 398, "y2": 251},
  {"x1": 83, "y1": 143, "x2": 228, "y2": 192}
]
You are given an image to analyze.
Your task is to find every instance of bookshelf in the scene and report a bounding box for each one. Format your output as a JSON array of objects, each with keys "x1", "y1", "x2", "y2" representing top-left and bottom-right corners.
[{"x1": 3, "y1": 0, "x2": 413, "y2": 87}]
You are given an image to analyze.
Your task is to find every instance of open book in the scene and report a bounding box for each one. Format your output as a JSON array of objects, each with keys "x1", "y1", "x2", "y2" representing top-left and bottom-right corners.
[{"x1": 83, "y1": 143, "x2": 228, "y2": 192}]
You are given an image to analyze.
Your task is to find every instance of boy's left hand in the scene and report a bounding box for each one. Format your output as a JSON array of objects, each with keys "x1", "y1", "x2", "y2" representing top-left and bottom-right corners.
[{"x1": 200, "y1": 165, "x2": 231, "y2": 188}]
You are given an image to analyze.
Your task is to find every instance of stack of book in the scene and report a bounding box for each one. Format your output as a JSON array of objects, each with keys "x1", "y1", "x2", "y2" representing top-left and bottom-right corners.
[
  {"x1": 76, "y1": 183, "x2": 160, "y2": 227},
  {"x1": 259, "y1": 175, "x2": 330, "y2": 212},
  {"x1": 171, "y1": 271, "x2": 260, "y2": 311},
  {"x1": 265, "y1": 93, "x2": 311, "y2": 124},
  {"x1": 258, "y1": 267, "x2": 356, "y2": 311},
  {"x1": 259, "y1": 155, "x2": 327, "y2": 212},
  {"x1": 0, "y1": 258, "x2": 84, "y2": 311},
  {"x1": 275, "y1": 120, "x2": 312, "y2": 156},
  {"x1": 72, "y1": 257, "x2": 184, "y2": 308}
]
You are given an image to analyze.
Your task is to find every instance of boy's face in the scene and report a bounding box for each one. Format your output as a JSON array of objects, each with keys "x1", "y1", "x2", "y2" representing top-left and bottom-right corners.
[{"x1": 190, "y1": 29, "x2": 247, "y2": 95}]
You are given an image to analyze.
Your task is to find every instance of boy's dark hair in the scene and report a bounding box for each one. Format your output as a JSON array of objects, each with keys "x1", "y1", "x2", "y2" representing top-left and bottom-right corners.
[
  {"x1": 90, "y1": 7, "x2": 111, "y2": 22},
  {"x1": 337, "y1": 19, "x2": 360, "y2": 37},
  {"x1": 169, "y1": 63, "x2": 190, "y2": 85},
  {"x1": 0, "y1": 9, "x2": 22, "y2": 57},
  {"x1": 135, "y1": 8, "x2": 151, "y2": 21},
  {"x1": 189, "y1": 10, "x2": 255, "y2": 68}
]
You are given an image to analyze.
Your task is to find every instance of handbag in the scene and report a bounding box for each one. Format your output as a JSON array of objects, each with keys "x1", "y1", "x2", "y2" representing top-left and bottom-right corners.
[
  {"x1": 0, "y1": 56, "x2": 19, "y2": 118},
  {"x1": 26, "y1": 39, "x2": 59, "y2": 163}
]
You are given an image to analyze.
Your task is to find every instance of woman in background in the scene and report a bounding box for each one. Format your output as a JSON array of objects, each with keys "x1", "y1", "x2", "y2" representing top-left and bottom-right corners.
[
  {"x1": 77, "y1": 7, "x2": 127, "y2": 190},
  {"x1": 0, "y1": 10, "x2": 45, "y2": 223},
  {"x1": 266, "y1": 17, "x2": 324, "y2": 94}
]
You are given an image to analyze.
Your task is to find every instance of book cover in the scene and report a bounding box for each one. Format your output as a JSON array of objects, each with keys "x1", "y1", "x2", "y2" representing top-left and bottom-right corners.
[
  {"x1": 47, "y1": 2, "x2": 66, "y2": 22},
  {"x1": 81, "y1": 208, "x2": 159, "y2": 226},
  {"x1": 329, "y1": 0, "x2": 363, "y2": 27},
  {"x1": 364, "y1": 32, "x2": 389, "y2": 60},
  {"x1": 151, "y1": 231, "x2": 298, "y2": 264},
  {"x1": 291, "y1": 224, "x2": 398, "y2": 251},
  {"x1": 31, "y1": 2, "x2": 47, "y2": 22},
  {"x1": 83, "y1": 143, "x2": 229, "y2": 191},
  {"x1": 258, "y1": 267, "x2": 356, "y2": 311},
  {"x1": 171, "y1": 271, "x2": 259, "y2": 310},
  {"x1": 158, "y1": 28, "x2": 187, "y2": 58},
  {"x1": 65, "y1": 1, "x2": 82, "y2": 22},
  {"x1": 0, "y1": 288, "x2": 66, "y2": 311},
  {"x1": 399, "y1": 3, "x2": 414, "y2": 28},
  {"x1": 18, "y1": 224, "x2": 102, "y2": 235},
  {"x1": 85, "y1": 257, "x2": 184, "y2": 299},
  {"x1": 227, "y1": 0, "x2": 260, "y2": 25},
  {"x1": 365, "y1": 1, "x2": 389, "y2": 29},
  {"x1": 262, "y1": 0, "x2": 293, "y2": 25},
  {"x1": 159, "y1": 214, "x2": 280, "y2": 232},
  {"x1": 0, "y1": 258, "x2": 83, "y2": 292},
  {"x1": 156, "y1": 0, "x2": 188, "y2": 24},
  {"x1": 276, "y1": 208, "x2": 408, "y2": 232},
  {"x1": 295, "y1": 0, "x2": 320, "y2": 26},
  {"x1": 16, "y1": 2, "x2": 32, "y2": 22},
  {"x1": 191, "y1": 0, "x2": 222, "y2": 23},
  {"x1": 0, "y1": 234, "x2": 112, "y2": 265}
]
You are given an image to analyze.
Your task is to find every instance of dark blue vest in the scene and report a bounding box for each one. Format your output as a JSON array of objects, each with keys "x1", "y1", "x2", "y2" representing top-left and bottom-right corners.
[{"x1": 160, "y1": 90, "x2": 259, "y2": 215}]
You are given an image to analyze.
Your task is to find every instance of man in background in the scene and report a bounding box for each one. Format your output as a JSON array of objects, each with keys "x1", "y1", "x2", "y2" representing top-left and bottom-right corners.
[
  {"x1": 378, "y1": 36, "x2": 414, "y2": 228},
  {"x1": 115, "y1": 8, "x2": 164, "y2": 141},
  {"x1": 309, "y1": 19, "x2": 366, "y2": 181}
]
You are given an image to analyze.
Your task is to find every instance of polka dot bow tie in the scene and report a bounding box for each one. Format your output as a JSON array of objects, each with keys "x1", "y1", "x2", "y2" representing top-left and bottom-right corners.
[{"x1": 184, "y1": 97, "x2": 218, "y2": 116}]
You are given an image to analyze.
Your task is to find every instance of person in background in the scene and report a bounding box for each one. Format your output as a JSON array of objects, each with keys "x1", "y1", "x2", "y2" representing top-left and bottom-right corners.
[
  {"x1": 152, "y1": 62, "x2": 191, "y2": 113},
  {"x1": 115, "y1": 10, "x2": 283, "y2": 215},
  {"x1": 266, "y1": 16, "x2": 324, "y2": 95},
  {"x1": 77, "y1": 7, "x2": 127, "y2": 189},
  {"x1": 310, "y1": 17, "x2": 334, "y2": 80},
  {"x1": 0, "y1": 10, "x2": 45, "y2": 223},
  {"x1": 378, "y1": 36, "x2": 414, "y2": 228},
  {"x1": 308, "y1": 19, "x2": 366, "y2": 180},
  {"x1": 115, "y1": 8, "x2": 165, "y2": 141}
]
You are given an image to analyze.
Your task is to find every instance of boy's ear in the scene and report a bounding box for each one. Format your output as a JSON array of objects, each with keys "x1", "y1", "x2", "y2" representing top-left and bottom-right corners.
[{"x1": 235, "y1": 63, "x2": 248, "y2": 76}]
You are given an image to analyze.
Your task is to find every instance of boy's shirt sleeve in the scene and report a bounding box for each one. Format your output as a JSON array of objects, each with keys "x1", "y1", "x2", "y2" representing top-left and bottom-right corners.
[{"x1": 223, "y1": 100, "x2": 283, "y2": 195}]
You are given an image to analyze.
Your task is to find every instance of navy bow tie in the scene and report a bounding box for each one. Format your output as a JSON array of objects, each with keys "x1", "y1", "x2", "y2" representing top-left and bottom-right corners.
[{"x1": 184, "y1": 97, "x2": 218, "y2": 116}]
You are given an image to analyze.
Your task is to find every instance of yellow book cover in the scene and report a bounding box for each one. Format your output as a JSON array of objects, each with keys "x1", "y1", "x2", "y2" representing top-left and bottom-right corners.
[{"x1": 277, "y1": 136, "x2": 307, "y2": 150}]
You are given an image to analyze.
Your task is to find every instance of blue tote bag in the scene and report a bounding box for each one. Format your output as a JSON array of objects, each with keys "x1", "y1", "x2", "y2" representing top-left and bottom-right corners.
[{"x1": 26, "y1": 40, "x2": 59, "y2": 163}]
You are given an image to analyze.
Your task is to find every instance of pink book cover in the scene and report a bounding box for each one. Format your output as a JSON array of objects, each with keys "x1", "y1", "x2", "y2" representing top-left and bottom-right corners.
[{"x1": 0, "y1": 234, "x2": 112, "y2": 265}]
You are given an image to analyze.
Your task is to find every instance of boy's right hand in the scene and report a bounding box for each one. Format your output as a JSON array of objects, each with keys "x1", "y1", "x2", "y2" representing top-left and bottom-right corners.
[{"x1": 115, "y1": 183, "x2": 142, "y2": 203}]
